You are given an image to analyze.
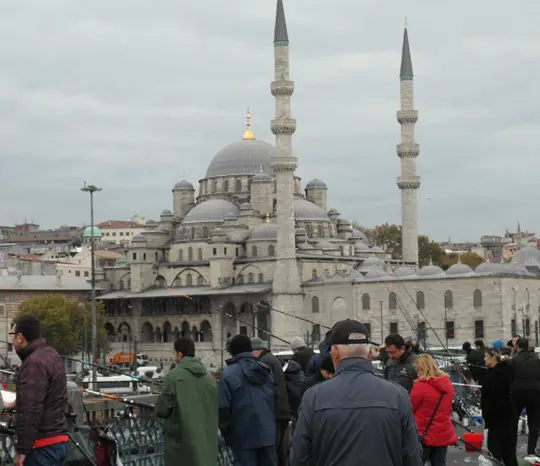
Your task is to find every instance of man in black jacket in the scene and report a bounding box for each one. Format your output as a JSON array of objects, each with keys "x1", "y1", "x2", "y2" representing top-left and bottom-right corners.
[
  {"x1": 290, "y1": 337, "x2": 315, "y2": 374},
  {"x1": 383, "y1": 334, "x2": 417, "y2": 393},
  {"x1": 252, "y1": 337, "x2": 290, "y2": 466},
  {"x1": 463, "y1": 341, "x2": 487, "y2": 384},
  {"x1": 509, "y1": 338, "x2": 540, "y2": 458},
  {"x1": 300, "y1": 354, "x2": 335, "y2": 397}
]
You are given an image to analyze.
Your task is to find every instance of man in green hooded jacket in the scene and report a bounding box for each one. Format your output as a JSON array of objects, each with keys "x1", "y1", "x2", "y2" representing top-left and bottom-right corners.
[{"x1": 156, "y1": 337, "x2": 218, "y2": 466}]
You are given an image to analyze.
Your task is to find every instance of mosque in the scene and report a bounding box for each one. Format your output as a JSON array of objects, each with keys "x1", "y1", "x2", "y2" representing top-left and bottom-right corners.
[{"x1": 98, "y1": 0, "x2": 540, "y2": 365}]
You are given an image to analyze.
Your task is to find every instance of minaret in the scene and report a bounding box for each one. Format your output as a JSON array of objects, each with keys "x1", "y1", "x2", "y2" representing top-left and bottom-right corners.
[
  {"x1": 270, "y1": 0, "x2": 303, "y2": 342},
  {"x1": 397, "y1": 22, "x2": 420, "y2": 265}
]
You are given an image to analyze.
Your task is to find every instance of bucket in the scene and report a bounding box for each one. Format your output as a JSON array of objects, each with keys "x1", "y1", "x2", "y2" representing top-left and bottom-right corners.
[{"x1": 462, "y1": 432, "x2": 483, "y2": 452}]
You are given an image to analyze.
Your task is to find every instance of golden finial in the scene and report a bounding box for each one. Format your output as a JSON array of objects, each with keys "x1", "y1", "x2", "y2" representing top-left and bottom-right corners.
[
  {"x1": 243, "y1": 107, "x2": 255, "y2": 140},
  {"x1": 265, "y1": 213, "x2": 270, "y2": 223}
]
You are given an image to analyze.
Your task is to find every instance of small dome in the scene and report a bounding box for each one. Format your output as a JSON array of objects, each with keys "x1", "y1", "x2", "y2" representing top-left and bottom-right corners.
[
  {"x1": 418, "y1": 263, "x2": 445, "y2": 277},
  {"x1": 354, "y1": 242, "x2": 371, "y2": 251},
  {"x1": 394, "y1": 266, "x2": 416, "y2": 277},
  {"x1": 475, "y1": 262, "x2": 506, "y2": 274},
  {"x1": 294, "y1": 198, "x2": 329, "y2": 221},
  {"x1": 358, "y1": 256, "x2": 385, "y2": 269},
  {"x1": 145, "y1": 219, "x2": 157, "y2": 225},
  {"x1": 160, "y1": 209, "x2": 173, "y2": 216},
  {"x1": 205, "y1": 139, "x2": 275, "y2": 178},
  {"x1": 132, "y1": 234, "x2": 147, "y2": 243},
  {"x1": 446, "y1": 261, "x2": 474, "y2": 276},
  {"x1": 183, "y1": 199, "x2": 240, "y2": 224},
  {"x1": 173, "y1": 180, "x2": 194, "y2": 190},
  {"x1": 298, "y1": 242, "x2": 315, "y2": 250},
  {"x1": 251, "y1": 172, "x2": 273, "y2": 183},
  {"x1": 370, "y1": 245, "x2": 384, "y2": 253},
  {"x1": 314, "y1": 240, "x2": 337, "y2": 250},
  {"x1": 240, "y1": 202, "x2": 253, "y2": 211},
  {"x1": 351, "y1": 229, "x2": 367, "y2": 241},
  {"x1": 295, "y1": 227, "x2": 307, "y2": 236},
  {"x1": 306, "y1": 178, "x2": 327, "y2": 189},
  {"x1": 327, "y1": 208, "x2": 340, "y2": 216},
  {"x1": 364, "y1": 268, "x2": 390, "y2": 280},
  {"x1": 249, "y1": 223, "x2": 278, "y2": 240},
  {"x1": 83, "y1": 226, "x2": 102, "y2": 238},
  {"x1": 511, "y1": 247, "x2": 540, "y2": 267}
]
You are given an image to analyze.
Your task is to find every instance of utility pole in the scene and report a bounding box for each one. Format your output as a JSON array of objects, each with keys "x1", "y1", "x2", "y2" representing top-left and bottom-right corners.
[
  {"x1": 444, "y1": 305, "x2": 448, "y2": 349},
  {"x1": 379, "y1": 301, "x2": 384, "y2": 343},
  {"x1": 81, "y1": 183, "x2": 102, "y2": 390}
]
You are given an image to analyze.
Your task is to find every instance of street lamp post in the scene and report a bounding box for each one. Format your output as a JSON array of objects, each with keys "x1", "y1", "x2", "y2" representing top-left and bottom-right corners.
[
  {"x1": 379, "y1": 301, "x2": 384, "y2": 343},
  {"x1": 81, "y1": 183, "x2": 102, "y2": 390}
]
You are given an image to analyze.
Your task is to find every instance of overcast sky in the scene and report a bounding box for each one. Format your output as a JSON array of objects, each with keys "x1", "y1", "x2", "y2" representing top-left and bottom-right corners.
[{"x1": 1, "y1": 1, "x2": 539, "y2": 242}]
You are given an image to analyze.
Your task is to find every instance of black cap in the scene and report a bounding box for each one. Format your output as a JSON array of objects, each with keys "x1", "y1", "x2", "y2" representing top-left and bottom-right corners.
[{"x1": 327, "y1": 319, "x2": 371, "y2": 348}]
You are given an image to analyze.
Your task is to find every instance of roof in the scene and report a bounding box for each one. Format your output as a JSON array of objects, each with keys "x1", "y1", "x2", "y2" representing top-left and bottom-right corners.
[
  {"x1": 173, "y1": 180, "x2": 195, "y2": 190},
  {"x1": 95, "y1": 250, "x2": 125, "y2": 261},
  {"x1": 205, "y1": 139, "x2": 275, "y2": 178},
  {"x1": 83, "y1": 226, "x2": 102, "y2": 238},
  {"x1": 274, "y1": 0, "x2": 289, "y2": 43},
  {"x1": 0, "y1": 276, "x2": 101, "y2": 291},
  {"x1": 6, "y1": 236, "x2": 73, "y2": 243},
  {"x1": 96, "y1": 221, "x2": 142, "y2": 229},
  {"x1": 98, "y1": 283, "x2": 271, "y2": 300},
  {"x1": 306, "y1": 178, "x2": 327, "y2": 189},
  {"x1": 400, "y1": 28, "x2": 414, "y2": 79},
  {"x1": 182, "y1": 199, "x2": 240, "y2": 224},
  {"x1": 294, "y1": 198, "x2": 329, "y2": 221}
]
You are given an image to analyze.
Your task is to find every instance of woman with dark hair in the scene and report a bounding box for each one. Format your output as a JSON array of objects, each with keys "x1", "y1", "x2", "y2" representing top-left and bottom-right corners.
[{"x1": 481, "y1": 348, "x2": 518, "y2": 466}]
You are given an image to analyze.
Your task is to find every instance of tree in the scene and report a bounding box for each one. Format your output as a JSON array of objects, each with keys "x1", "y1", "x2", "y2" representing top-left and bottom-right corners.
[
  {"x1": 15, "y1": 295, "x2": 107, "y2": 356},
  {"x1": 440, "y1": 252, "x2": 483, "y2": 270},
  {"x1": 353, "y1": 222, "x2": 446, "y2": 266}
]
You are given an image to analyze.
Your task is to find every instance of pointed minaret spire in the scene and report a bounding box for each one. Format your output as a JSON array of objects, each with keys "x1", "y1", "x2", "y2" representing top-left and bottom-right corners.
[
  {"x1": 274, "y1": 0, "x2": 289, "y2": 44},
  {"x1": 400, "y1": 21, "x2": 414, "y2": 79},
  {"x1": 243, "y1": 108, "x2": 255, "y2": 140},
  {"x1": 396, "y1": 23, "x2": 420, "y2": 265}
]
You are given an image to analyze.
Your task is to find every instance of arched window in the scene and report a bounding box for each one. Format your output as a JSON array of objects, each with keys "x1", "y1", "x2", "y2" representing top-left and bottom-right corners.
[
  {"x1": 312, "y1": 324, "x2": 321, "y2": 344},
  {"x1": 339, "y1": 246, "x2": 344, "y2": 256},
  {"x1": 173, "y1": 276, "x2": 181, "y2": 287},
  {"x1": 188, "y1": 247, "x2": 193, "y2": 261},
  {"x1": 192, "y1": 326, "x2": 199, "y2": 342},
  {"x1": 473, "y1": 289, "x2": 482, "y2": 308},
  {"x1": 416, "y1": 291, "x2": 425, "y2": 310},
  {"x1": 223, "y1": 180, "x2": 229, "y2": 192},
  {"x1": 200, "y1": 320, "x2": 212, "y2": 342},
  {"x1": 252, "y1": 246, "x2": 257, "y2": 257},
  {"x1": 198, "y1": 248, "x2": 203, "y2": 260},
  {"x1": 444, "y1": 290, "x2": 453, "y2": 309},
  {"x1": 202, "y1": 227, "x2": 209, "y2": 239},
  {"x1": 312, "y1": 269, "x2": 317, "y2": 279},
  {"x1": 389, "y1": 292, "x2": 397, "y2": 310},
  {"x1": 155, "y1": 276, "x2": 166, "y2": 288},
  {"x1": 248, "y1": 273, "x2": 254, "y2": 283},
  {"x1": 178, "y1": 249, "x2": 183, "y2": 261},
  {"x1": 237, "y1": 274, "x2": 244, "y2": 284},
  {"x1": 186, "y1": 274, "x2": 193, "y2": 286},
  {"x1": 118, "y1": 280, "x2": 124, "y2": 290},
  {"x1": 258, "y1": 273, "x2": 264, "y2": 283},
  {"x1": 268, "y1": 245, "x2": 275, "y2": 257},
  {"x1": 305, "y1": 225, "x2": 312, "y2": 237},
  {"x1": 155, "y1": 251, "x2": 159, "y2": 261},
  {"x1": 317, "y1": 225, "x2": 323, "y2": 237},
  {"x1": 190, "y1": 227, "x2": 196, "y2": 239},
  {"x1": 196, "y1": 275, "x2": 204, "y2": 286},
  {"x1": 312, "y1": 296, "x2": 320, "y2": 313},
  {"x1": 235, "y1": 180, "x2": 242, "y2": 191},
  {"x1": 212, "y1": 181, "x2": 217, "y2": 193},
  {"x1": 362, "y1": 293, "x2": 370, "y2": 310}
]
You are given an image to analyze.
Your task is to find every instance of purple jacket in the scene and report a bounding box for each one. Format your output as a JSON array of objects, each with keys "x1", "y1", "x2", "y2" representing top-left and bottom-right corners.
[{"x1": 15, "y1": 338, "x2": 68, "y2": 454}]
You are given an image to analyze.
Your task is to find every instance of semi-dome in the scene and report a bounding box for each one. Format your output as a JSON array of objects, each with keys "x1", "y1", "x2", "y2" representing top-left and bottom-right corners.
[
  {"x1": 418, "y1": 263, "x2": 445, "y2": 277},
  {"x1": 306, "y1": 178, "x2": 327, "y2": 189},
  {"x1": 511, "y1": 247, "x2": 540, "y2": 267},
  {"x1": 132, "y1": 234, "x2": 146, "y2": 243},
  {"x1": 182, "y1": 199, "x2": 240, "y2": 224},
  {"x1": 249, "y1": 223, "x2": 278, "y2": 240},
  {"x1": 294, "y1": 198, "x2": 329, "y2": 221},
  {"x1": 446, "y1": 260, "x2": 474, "y2": 276},
  {"x1": 83, "y1": 226, "x2": 102, "y2": 238},
  {"x1": 205, "y1": 139, "x2": 275, "y2": 178},
  {"x1": 173, "y1": 180, "x2": 194, "y2": 190},
  {"x1": 475, "y1": 262, "x2": 506, "y2": 274}
]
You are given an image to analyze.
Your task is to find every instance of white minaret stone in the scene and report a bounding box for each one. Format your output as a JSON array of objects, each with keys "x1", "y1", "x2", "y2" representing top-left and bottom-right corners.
[
  {"x1": 397, "y1": 26, "x2": 420, "y2": 265},
  {"x1": 270, "y1": 0, "x2": 304, "y2": 344}
]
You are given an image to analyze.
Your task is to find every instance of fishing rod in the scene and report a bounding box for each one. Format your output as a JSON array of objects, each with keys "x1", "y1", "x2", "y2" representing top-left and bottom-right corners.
[
  {"x1": 254, "y1": 301, "x2": 332, "y2": 330},
  {"x1": 62, "y1": 356, "x2": 163, "y2": 387},
  {"x1": 80, "y1": 387, "x2": 154, "y2": 409}
]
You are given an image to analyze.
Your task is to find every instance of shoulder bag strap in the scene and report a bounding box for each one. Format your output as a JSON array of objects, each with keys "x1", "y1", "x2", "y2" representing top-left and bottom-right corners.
[{"x1": 421, "y1": 392, "x2": 445, "y2": 441}]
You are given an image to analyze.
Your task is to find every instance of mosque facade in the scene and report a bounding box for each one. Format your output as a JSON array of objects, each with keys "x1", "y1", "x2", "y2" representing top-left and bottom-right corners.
[{"x1": 98, "y1": 1, "x2": 540, "y2": 365}]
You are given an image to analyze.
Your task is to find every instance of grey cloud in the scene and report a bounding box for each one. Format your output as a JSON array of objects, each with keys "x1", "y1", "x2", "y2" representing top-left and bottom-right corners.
[{"x1": 2, "y1": 0, "x2": 540, "y2": 241}]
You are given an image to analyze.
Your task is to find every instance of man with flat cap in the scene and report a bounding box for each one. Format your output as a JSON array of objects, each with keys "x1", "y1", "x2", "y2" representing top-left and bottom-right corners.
[{"x1": 289, "y1": 319, "x2": 423, "y2": 466}]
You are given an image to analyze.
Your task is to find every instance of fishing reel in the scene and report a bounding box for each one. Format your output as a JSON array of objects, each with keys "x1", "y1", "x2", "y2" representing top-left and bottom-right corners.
[{"x1": 116, "y1": 406, "x2": 135, "y2": 420}]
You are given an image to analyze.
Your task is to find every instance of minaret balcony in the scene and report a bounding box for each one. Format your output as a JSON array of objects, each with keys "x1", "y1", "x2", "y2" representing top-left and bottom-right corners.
[
  {"x1": 397, "y1": 143, "x2": 420, "y2": 158},
  {"x1": 271, "y1": 81, "x2": 294, "y2": 96},
  {"x1": 271, "y1": 118, "x2": 296, "y2": 135},
  {"x1": 270, "y1": 156, "x2": 298, "y2": 172},
  {"x1": 397, "y1": 176, "x2": 421, "y2": 189},
  {"x1": 397, "y1": 110, "x2": 418, "y2": 124}
]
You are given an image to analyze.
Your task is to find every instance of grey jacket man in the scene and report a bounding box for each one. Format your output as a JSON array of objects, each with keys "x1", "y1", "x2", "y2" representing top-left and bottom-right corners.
[
  {"x1": 384, "y1": 351, "x2": 418, "y2": 393},
  {"x1": 290, "y1": 357, "x2": 422, "y2": 466}
]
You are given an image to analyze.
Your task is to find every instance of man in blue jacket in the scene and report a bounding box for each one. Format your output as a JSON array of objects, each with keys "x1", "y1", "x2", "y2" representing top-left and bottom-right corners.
[{"x1": 219, "y1": 335, "x2": 278, "y2": 466}]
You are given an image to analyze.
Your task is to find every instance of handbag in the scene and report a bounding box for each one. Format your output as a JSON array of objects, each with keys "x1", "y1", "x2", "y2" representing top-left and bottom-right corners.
[{"x1": 419, "y1": 392, "x2": 444, "y2": 446}]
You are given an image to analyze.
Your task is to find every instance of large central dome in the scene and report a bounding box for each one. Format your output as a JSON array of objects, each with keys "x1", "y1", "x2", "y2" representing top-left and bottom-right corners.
[{"x1": 205, "y1": 111, "x2": 276, "y2": 178}]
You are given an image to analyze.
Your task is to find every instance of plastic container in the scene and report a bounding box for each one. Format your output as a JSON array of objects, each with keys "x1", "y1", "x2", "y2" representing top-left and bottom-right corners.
[{"x1": 462, "y1": 432, "x2": 483, "y2": 452}]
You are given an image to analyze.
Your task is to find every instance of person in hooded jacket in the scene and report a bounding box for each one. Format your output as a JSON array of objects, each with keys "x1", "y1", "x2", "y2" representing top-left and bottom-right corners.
[
  {"x1": 283, "y1": 360, "x2": 305, "y2": 417},
  {"x1": 410, "y1": 354, "x2": 457, "y2": 466},
  {"x1": 508, "y1": 338, "x2": 540, "y2": 459},
  {"x1": 300, "y1": 354, "x2": 334, "y2": 397},
  {"x1": 481, "y1": 348, "x2": 518, "y2": 466},
  {"x1": 155, "y1": 338, "x2": 218, "y2": 466},
  {"x1": 219, "y1": 335, "x2": 278, "y2": 466},
  {"x1": 251, "y1": 337, "x2": 290, "y2": 466}
]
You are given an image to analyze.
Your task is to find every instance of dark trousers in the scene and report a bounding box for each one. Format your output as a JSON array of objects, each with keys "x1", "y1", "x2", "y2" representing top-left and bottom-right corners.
[
  {"x1": 24, "y1": 443, "x2": 68, "y2": 466},
  {"x1": 276, "y1": 420, "x2": 289, "y2": 466},
  {"x1": 233, "y1": 446, "x2": 276, "y2": 466},
  {"x1": 487, "y1": 425, "x2": 518, "y2": 466},
  {"x1": 422, "y1": 446, "x2": 447, "y2": 466},
  {"x1": 513, "y1": 389, "x2": 540, "y2": 455}
]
